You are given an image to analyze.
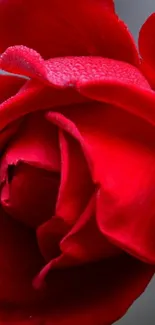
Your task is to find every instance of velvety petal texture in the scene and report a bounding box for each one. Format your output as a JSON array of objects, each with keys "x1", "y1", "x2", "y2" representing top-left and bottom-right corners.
[
  {"x1": 0, "y1": 0, "x2": 139, "y2": 65},
  {"x1": 0, "y1": 4, "x2": 155, "y2": 325},
  {"x1": 0, "y1": 53, "x2": 153, "y2": 132}
]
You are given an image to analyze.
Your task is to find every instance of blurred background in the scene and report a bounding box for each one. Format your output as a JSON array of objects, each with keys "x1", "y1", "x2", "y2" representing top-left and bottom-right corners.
[
  {"x1": 115, "y1": 0, "x2": 154, "y2": 41},
  {"x1": 114, "y1": 1, "x2": 155, "y2": 324}
]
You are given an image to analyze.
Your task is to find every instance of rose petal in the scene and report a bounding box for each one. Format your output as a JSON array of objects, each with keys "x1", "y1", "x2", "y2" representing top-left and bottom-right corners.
[
  {"x1": 0, "y1": 207, "x2": 44, "y2": 306},
  {"x1": 56, "y1": 130, "x2": 93, "y2": 225},
  {"x1": 60, "y1": 193, "x2": 120, "y2": 264},
  {"x1": 0, "y1": 46, "x2": 46, "y2": 81},
  {"x1": 0, "y1": 209, "x2": 154, "y2": 325},
  {"x1": 37, "y1": 193, "x2": 120, "y2": 265},
  {"x1": 44, "y1": 258, "x2": 154, "y2": 325},
  {"x1": 37, "y1": 216, "x2": 70, "y2": 261},
  {"x1": 0, "y1": 73, "x2": 26, "y2": 150},
  {"x1": 97, "y1": 183, "x2": 155, "y2": 264},
  {"x1": 44, "y1": 56, "x2": 144, "y2": 88},
  {"x1": 139, "y1": 13, "x2": 155, "y2": 88},
  {"x1": 0, "y1": 120, "x2": 22, "y2": 152},
  {"x1": 33, "y1": 191, "x2": 121, "y2": 286},
  {"x1": 0, "y1": 52, "x2": 141, "y2": 87},
  {"x1": 0, "y1": 79, "x2": 86, "y2": 131},
  {"x1": 46, "y1": 111, "x2": 94, "y2": 178},
  {"x1": 0, "y1": 113, "x2": 60, "y2": 227},
  {"x1": 0, "y1": 57, "x2": 149, "y2": 133},
  {"x1": 1, "y1": 112, "x2": 60, "y2": 172},
  {"x1": 36, "y1": 123, "x2": 93, "y2": 262},
  {"x1": 2, "y1": 115, "x2": 92, "y2": 227},
  {"x1": 59, "y1": 101, "x2": 155, "y2": 263},
  {"x1": 37, "y1": 127, "x2": 94, "y2": 261},
  {"x1": 32, "y1": 256, "x2": 154, "y2": 325},
  {"x1": 0, "y1": 1, "x2": 138, "y2": 65},
  {"x1": 0, "y1": 73, "x2": 25, "y2": 103},
  {"x1": 1, "y1": 163, "x2": 60, "y2": 228},
  {"x1": 77, "y1": 58, "x2": 155, "y2": 126}
]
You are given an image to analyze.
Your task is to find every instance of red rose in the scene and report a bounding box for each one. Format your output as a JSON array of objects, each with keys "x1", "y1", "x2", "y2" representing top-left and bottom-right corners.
[
  {"x1": 0, "y1": 1, "x2": 155, "y2": 324},
  {"x1": 139, "y1": 13, "x2": 155, "y2": 90}
]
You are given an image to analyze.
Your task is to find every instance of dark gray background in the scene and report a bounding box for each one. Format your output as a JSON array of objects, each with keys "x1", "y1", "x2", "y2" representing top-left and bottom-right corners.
[{"x1": 114, "y1": 1, "x2": 155, "y2": 324}]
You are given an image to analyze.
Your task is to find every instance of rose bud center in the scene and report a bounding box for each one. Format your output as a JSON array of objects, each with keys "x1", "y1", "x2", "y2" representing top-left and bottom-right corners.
[{"x1": 0, "y1": 113, "x2": 61, "y2": 228}]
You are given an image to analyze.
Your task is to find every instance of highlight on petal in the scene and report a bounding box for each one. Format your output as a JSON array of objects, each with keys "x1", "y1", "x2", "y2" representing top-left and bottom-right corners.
[
  {"x1": 0, "y1": 56, "x2": 149, "y2": 133},
  {"x1": 0, "y1": 51, "x2": 141, "y2": 87},
  {"x1": 139, "y1": 13, "x2": 155, "y2": 89},
  {"x1": 0, "y1": 0, "x2": 138, "y2": 64},
  {"x1": 44, "y1": 56, "x2": 145, "y2": 88},
  {"x1": 0, "y1": 46, "x2": 46, "y2": 80}
]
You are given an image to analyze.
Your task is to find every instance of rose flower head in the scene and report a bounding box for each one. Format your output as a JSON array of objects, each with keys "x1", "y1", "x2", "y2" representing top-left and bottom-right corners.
[{"x1": 0, "y1": 1, "x2": 155, "y2": 324}]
